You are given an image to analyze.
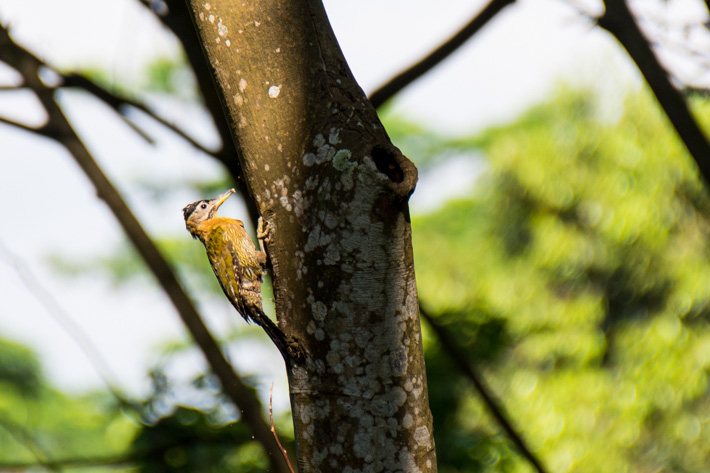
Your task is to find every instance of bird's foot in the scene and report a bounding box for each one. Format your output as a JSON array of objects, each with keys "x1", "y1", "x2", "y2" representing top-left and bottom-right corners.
[{"x1": 257, "y1": 217, "x2": 272, "y2": 253}]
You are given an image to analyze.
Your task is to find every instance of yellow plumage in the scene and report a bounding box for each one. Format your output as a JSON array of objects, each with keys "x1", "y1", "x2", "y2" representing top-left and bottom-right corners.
[
  {"x1": 197, "y1": 217, "x2": 265, "y2": 322},
  {"x1": 182, "y1": 189, "x2": 296, "y2": 360}
]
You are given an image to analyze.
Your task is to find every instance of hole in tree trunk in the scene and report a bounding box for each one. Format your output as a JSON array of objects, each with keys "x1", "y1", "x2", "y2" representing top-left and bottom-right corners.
[{"x1": 371, "y1": 146, "x2": 404, "y2": 183}]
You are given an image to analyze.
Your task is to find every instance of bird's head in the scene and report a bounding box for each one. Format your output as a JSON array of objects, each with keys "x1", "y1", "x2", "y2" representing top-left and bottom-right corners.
[{"x1": 182, "y1": 188, "x2": 235, "y2": 238}]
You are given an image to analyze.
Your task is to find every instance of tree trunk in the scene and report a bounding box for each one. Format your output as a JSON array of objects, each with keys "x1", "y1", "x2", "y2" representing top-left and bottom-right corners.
[{"x1": 185, "y1": 1, "x2": 437, "y2": 470}]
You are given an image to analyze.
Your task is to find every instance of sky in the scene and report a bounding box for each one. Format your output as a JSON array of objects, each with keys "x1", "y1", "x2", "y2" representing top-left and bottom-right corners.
[{"x1": 0, "y1": 0, "x2": 700, "y2": 405}]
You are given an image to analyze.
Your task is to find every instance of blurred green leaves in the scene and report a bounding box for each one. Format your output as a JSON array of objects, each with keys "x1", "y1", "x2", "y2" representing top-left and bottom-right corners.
[{"x1": 398, "y1": 87, "x2": 710, "y2": 472}]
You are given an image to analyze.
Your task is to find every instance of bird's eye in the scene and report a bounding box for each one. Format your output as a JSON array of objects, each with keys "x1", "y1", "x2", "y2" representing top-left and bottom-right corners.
[{"x1": 200, "y1": 203, "x2": 208, "y2": 209}]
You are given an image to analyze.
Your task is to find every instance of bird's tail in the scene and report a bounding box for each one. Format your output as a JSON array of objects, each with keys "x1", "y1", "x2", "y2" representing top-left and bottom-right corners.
[{"x1": 249, "y1": 305, "x2": 297, "y2": 362}]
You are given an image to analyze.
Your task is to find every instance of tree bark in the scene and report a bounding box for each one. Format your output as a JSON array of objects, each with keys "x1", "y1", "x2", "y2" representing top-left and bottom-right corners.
[{"x1": 184, "y1": 0, "x2": 437, "y2": 471}]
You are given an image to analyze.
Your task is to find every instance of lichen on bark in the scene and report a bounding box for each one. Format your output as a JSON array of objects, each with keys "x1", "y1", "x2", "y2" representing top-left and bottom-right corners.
[{"x1": 186, "y1": 0, "x2": 437, "y2": 470}]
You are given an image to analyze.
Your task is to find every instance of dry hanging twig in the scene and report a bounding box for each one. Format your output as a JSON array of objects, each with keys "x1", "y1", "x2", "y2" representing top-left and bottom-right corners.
[{"x1": 270, "y1": 383, "x2": 295, "y2": 473}]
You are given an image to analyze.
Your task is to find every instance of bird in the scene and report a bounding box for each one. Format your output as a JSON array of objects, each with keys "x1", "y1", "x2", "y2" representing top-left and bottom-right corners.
[{"x1": 182, "y1": 188, "x2": 293, "y2": 359}]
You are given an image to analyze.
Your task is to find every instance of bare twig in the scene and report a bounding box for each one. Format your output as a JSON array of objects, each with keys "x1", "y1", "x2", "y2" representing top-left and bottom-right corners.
[
  {"x1": 61, "y1": 73, "x2": 224, "y2": 154},
  {"x1": 369, "y1": 0, "x2": 515, "y2": 109},
  {"x1": 0, "y1": 24, "x2": 291, "y2": 473},
  {"x1": 598, "y1": 0, "x2": 710, "y2": 182},
  {"x1": 419, "y1": 304, "x2": 549, "y2": 473},
  {"x1": 0, "y1": 114, "x2": 48, "y2": 135},
  {"x1": 270, "y1": 383, "x2": 295, "y2": 473}
]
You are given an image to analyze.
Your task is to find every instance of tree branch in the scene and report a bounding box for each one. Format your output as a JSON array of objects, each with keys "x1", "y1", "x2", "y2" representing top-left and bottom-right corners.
[
  {"x1": 419, "y1": 304, "x2": 550, "y2": 473},
  {"x1": 137, "y1": 0, "x2": 260, "y2": 225},
  {"x1": 369, "y1": 0, "x2": 515, "y2": 109},
  {"x1": 0, "y1": 24, "x2": 291, "y2": 473},
  {"x1": 61, "y1": 73, "x2": 225, "y2": 154},
  {"x1": 0, "y1": 113, "x2": 48, "y2": 135},
  {"x1": 599, "y1": 0, "x2": 710, "y2": 182}
]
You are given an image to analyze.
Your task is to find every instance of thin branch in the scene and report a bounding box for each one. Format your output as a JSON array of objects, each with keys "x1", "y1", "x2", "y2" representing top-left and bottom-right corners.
[
  {"x1": 0, "y1": 24, "x2": 291, "y2": 473},
  {"x1": 270, "y1": 383, "x2": 295, "y2": 473},
  {"x1": 419, "y1": 304, "x2": 550, "y2": 473},
  {"x1": 369, "y1": 0, "x2": 515, "y2": 109},
  {"x1": 0, "y1": 114, "x2": 48, "y2": 135},
  {"x1": 598, "y1": 0, "x2": 710, "y2": 183},
  {"x1": 61, "y1": 73, "x2": 222, "y2": 155}
]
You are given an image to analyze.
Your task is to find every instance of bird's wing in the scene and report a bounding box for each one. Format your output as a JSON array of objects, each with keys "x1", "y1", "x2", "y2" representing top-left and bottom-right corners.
[
  {"x1": 205, "y1": 224, "x2": 246, "y2": 312},
  {"x1": 206, "y1": 221, "x2": 263, "y2": 319}
]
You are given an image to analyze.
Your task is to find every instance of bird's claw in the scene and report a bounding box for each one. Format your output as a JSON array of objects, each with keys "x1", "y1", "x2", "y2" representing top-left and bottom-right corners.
[{"x1": 257, "y1": 216, "x2": 273, "y2": 254}]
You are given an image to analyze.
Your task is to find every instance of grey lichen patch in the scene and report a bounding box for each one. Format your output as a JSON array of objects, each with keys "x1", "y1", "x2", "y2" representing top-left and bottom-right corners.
[
  {"x1": 329, "y1": 127, "x2": 342, "y2": 145},
  {"x1": 299, "y1": 403, "x2": 315, "y2": 425},
  {"x1": 217, "y1": 19, "x2": 228, "y2": 36},
  {"x1": 414, "y1": 426, "x2": 432, "y2": 449},
  {"x1": 333, "y1": 149, "x2": 355, "y2": 173},
  {"x1": 302, "y1": 132, "x2": 348, "y2": 167},
  {"x1": 304, "y1": 224, "x2": 321, "y2": 253},
  {"x1": 292, "y1": 189, "x2": 305, "y2": 217},
  {"x1": 312, "y1": 448, "x2": 328, "y2": 467},
  {"x1": 311, "y1": 300, "x2": 327, "y2": 322},
  {"x1": 323, "y1": 243, "x2": 340, "y2": 265},
  {"x1": 317, "y1": 142, "x2": 336, "y2": 164},
  {"x1": 303, "y1": 152, "x2": 317, "y2": 166},
  {"x1": 306, "y1": 320, "x2": 316, "y2": 335},
  {"x1": 324, "y1": 212, "x2": 338, "y2": 229},
  {"x1": 399, "y1": 449, "x2": 421, "y2": 472},
  {"x1": 279, "y1": 195, "x2": 291, "y2": 211},
  {"x1": 342, "y1": 173, "x2": 354, "y2": 191},
  {"x1": 288, "y1": 121, "x2": 431, "y2": 469}
]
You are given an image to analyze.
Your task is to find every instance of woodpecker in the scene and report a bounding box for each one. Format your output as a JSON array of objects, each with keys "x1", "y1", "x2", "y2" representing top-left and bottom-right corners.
[{"x1": 182, "y1": 189, "x2": 293, "y2": 359}]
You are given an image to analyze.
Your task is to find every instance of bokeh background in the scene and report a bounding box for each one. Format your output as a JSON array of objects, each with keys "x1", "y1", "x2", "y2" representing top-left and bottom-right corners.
[{"x1": 2, "y1": 0, "x2": 710, "y2": 471}]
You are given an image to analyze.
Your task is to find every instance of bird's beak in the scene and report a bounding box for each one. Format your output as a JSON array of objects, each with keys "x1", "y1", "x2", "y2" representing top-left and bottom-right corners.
[
  {"x1": 209, "y1": 188, "x2": 235, "y2": 218},
  {"x1": 214, "y1": 188, "x2": 235, "y2": 208}
]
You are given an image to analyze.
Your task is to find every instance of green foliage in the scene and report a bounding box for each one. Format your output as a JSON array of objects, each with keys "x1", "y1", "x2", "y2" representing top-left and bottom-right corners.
[
  {"x1": 396, "y1": 87, "x2": 710, "y2": 472},
  {"x1": 0, "y1": 338, "x2": 137, "y2": 470},
  {"x1": 132, "y1": 406, "x2": 266, "y2": 473},
  {"x1": 0, "y1": 338, "x2": 282, "y2": 472},
  {"x1": 0, "y1": 338, "x2": 42, "y2": 398},
  {"x1": 144, "y1": 56, "x2": 197, "y2": 99}
]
